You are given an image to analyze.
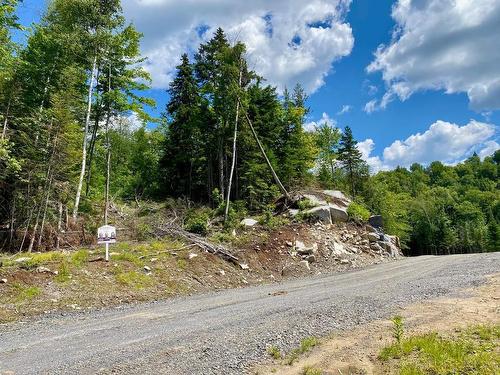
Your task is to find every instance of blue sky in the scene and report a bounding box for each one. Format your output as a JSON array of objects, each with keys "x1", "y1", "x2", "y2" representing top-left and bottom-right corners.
[{"x1": 15, "y1": 0, "x2": 500, "y2": 172}]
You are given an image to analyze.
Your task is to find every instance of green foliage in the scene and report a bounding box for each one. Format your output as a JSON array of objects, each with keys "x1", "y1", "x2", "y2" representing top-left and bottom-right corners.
[
  {"x1": 298, "y1": 198, "x2": 315, "y2": 210},
  {"x1": 337, "y1": 126, "x2": 368, "y2": 198},
  {"x1": 115, "y1": 270, "x2": 152, "y2": 289},
  {"x1": 70, "y1": 250, "x2": 88, "y2": 267},
  {"x1": 302, "y1": 366, "x2": 322, "y2": 375},
  {"x1": 347, "y1": 201, "x2": 371, "y2": 222},
  {"x1": 284, "y1": 337, "x2": 318, "y2": 365},
  {"x1": 392, "y1": 315, "x2": 404, "y2": 344},
  {"x1": 13, "y1": 284, "x2": 41, "y2": 302},
  {"x1": 379, "y1": 324, "x2": 500, "y2": 375},
  {"x1": 267, "y1": 345, "x2": 282, "y2": 360},
  {"x1": 258, "y1": 206, "x2": 289, "y2": 229},
  {"x1": 184, "y1": 208, "x2": 211, "y2": 235},
  {"x1": 55, "y1": 260, "x2": 71, "y2": 283}
]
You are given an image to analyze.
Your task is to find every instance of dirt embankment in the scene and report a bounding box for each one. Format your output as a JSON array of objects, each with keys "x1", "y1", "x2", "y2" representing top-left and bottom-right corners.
[
  {"x1": 0, "y1": 219, "x2": 401, "y2": 323},
  {"x1": 256, "y1": 274, "x2": 500, "y2": 375}
]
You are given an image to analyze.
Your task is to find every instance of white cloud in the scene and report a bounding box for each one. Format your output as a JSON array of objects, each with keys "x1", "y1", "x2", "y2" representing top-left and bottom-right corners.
[
  {"x1": 367, "y1": 0, "x2": 500, "y2": 111},
  {"x1": 304, "y1": 112, "x2": 336, "y2": 132},
  {"x1": 364, "y1": 99, "x2": 377, "y2": 114},
  {"x1": 360, "y1": 119, "x2": 498, "y2": 172},
  {"x1": 122, "y1": 0, "x2": 354, "y2": 92},
  {"x1": 478, "y1": 140, "x2": 500, "y2": 159},
  {"x1": 337, "y1": 104, "x2": 352, "y2": 115}
]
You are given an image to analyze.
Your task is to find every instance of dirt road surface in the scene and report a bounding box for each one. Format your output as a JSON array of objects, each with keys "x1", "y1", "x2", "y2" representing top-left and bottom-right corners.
[{"x1": 1, "y1": 253, "x2": 498, "y2": 374}]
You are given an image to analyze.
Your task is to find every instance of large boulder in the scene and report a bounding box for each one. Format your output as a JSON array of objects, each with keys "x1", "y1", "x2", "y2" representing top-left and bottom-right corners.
[
  {"x1": 303, "y1": 194, "x2": 327, "y2": 207},
  {"x1": 323, "y1": 190, "x2": 351, "y2": 205},
  {"x1": 329, "y1": 203, "x2": 348, "y2": 222},
  {"x1": 368, "y1": 215, "x2": 383, "y2": 228},
  {"x1": 305, "y1": 206, "x2": 332, "y2": 224}
]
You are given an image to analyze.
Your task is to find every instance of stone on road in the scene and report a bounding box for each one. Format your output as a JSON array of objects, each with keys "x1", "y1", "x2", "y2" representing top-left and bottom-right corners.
[{"x1": 0, "y1": 253, "x2": 498, "y2": 374}]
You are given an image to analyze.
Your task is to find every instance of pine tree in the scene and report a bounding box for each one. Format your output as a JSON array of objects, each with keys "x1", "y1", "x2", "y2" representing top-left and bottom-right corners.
[{"x1": 337, "y1": 126, "x2": 366, "y2": 198}]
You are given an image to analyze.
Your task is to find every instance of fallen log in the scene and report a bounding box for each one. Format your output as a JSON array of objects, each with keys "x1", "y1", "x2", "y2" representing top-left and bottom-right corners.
[{"x1": 156, "y1": 226, "x2": 240, "y2": 265}]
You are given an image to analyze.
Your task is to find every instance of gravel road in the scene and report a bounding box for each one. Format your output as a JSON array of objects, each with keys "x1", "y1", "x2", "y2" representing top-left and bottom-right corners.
[{"x1": 1, "y1": 253, "x2": 498, "y2": 374}]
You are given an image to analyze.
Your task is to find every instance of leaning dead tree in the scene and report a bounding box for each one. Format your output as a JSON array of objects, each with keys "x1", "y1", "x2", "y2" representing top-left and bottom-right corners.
[{"x1": 157, "y1": 225, "x2": 240, "y2": 265}]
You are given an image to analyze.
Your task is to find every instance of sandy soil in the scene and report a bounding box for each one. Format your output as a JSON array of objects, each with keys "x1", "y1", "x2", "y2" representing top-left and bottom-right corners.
[{"x1": 257, "y1": 273, "x2": 500, "y2": 375}]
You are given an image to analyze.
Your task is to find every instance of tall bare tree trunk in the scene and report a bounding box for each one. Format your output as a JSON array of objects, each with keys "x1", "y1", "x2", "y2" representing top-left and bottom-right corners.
[
  {"x1": 104, "y1": 64, "x2": 112, "y2": 226},
  {"x1": 224, "y1": 68, "x2": 243, "y2": 222},
  {"x1": 73, "y1": 56, "x2": 97, "y2": 220},
  {"x1": 241, "y1": 105, "x2": 290, "y2": 200},
  {"x1": 56, "y1": 202, "x2": 63, "y2": 250},
  {"x1": 1, "y1": 96, "x2": 11, "y2": 140}
]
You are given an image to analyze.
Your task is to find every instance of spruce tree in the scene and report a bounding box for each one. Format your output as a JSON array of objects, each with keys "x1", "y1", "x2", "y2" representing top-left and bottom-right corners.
[{"x1": 337, "y1": 126, "x2": 365, "y2": 198}]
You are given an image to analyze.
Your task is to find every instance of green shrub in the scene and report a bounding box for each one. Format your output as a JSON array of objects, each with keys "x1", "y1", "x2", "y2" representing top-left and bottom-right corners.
[
  {"x1": 347, "y1": 201, "x2": 370, "y2": 221},
  {"x1": 379, "y1": 324, "x2": 500, "y2": 374},
  {"x1": 298, "y1": 198, "x2": 315, "y2": 210},
  {"x1": 302, "y1": 366, "x2": 322, "y2": 375},
  {"x1": 259, "y1": 206, "x2": 289, "y2": 229},
  {"x1": 55, "y1": 260, "x2": 71, "y2": 282},
  {"x1": 267, "y1": 345, "x2": 282, "y2": 360}
]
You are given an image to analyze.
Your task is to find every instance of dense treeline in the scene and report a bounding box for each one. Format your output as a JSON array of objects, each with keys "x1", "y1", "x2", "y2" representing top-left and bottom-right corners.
[
  {"x1": 0, "y1": 1, "x2": 498, "y2": 256},
  {"x1": 360, "y1": 154, "x2": 500, "y2": 255}
]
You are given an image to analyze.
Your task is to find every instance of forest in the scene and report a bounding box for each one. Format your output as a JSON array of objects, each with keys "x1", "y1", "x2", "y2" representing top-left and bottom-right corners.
[{"x1": 0, "y1": 0, "x2": 498, "y2": 256}]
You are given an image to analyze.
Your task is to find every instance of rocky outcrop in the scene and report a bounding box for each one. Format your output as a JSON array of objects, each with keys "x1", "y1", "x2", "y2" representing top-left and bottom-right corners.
[
  {"x1": 305, "y1": 206, "x2": 332, "y2": 224},
  {"x1": 329, "y1": 203, "x2": 348, "y2": 222}
]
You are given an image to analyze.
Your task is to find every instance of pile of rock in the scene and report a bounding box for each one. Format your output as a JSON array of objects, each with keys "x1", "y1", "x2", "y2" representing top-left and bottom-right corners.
[{"x1": 298, "y1": 190, "x2": 351, "y2": 224}]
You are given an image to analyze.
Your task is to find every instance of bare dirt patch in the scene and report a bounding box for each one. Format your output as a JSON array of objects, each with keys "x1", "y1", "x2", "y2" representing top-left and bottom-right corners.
[{"x1": 256, "y1": 273, "x2": 500, "y2": 375}]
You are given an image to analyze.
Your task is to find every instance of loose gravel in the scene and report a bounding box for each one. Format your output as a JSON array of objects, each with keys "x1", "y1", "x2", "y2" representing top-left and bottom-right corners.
[{"x1": 0, "y1": 253, "x2": 498, "y2": 374}]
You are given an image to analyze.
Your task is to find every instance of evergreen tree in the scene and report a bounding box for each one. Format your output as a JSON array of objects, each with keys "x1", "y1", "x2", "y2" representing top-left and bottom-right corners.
[{"x1": 337, "y1": 126, "x2": 366, "y2": 197}]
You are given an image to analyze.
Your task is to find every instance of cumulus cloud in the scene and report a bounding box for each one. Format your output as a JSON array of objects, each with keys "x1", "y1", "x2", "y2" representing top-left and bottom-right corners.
[
  {"x1": 366, "y1": 0, "x2": 500, "y2": 111},
  {"x1": 122, "y1": 0, "x2": 354, "y2": 92},
  {"x1": 360, "y1": 119, "x2": 498, "y2": 172},
  {"x1": 304, "y1": 112, "x2": 336, "y2": 132}
]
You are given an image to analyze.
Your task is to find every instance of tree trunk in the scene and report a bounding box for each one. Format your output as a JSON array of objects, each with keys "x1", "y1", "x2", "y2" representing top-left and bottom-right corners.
[
  {"x1": 218, "y1": 131, "x2": 225, "y2": 198},
  {"x1": 224, "y1": 68, "x2": 243, "y2": 222},
  {"x1": 1, "y1": 96, "x2": 11, "y2": 140},
  {"x1": 73, "y1": 56, "x2": 97, "y2": 220},
  {"x1": 241, "y1": 105, "x2": 291, "y2": 200},
  {"x1": 56, "y1": 202, "x2": 62, "y2": 250},
  {"x1": 104, "y1": 64, "x2": 112, "y2": 226}
]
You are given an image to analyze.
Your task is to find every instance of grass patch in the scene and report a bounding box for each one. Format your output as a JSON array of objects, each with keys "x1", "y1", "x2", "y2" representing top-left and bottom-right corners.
[
  {"x1": 302, "y1": 365, "x2": 322, "y2": 375},
  {"x1": 70, "y1": 250, "x2": 89, "y2": 267},
  {"x1": 115, "y1": 271, "x2": 152, "y2": 289},
  {"x1": 13, "y1": 284, "x2": 41, "y2": 302},
  {"x1": 267, "y1": 345, "x2": 282, "y2": 360},
  {"x1": 177, "y1": 259, "x2": 187, "y2": 270},
  {"x1": 379, "y1": 324, "x2": 500, "y2": 374},
  {"x1": 55, "y1": 260, "x2": 71, "y2": 282},
  {"x1": 284, "y1": 337, "x2": 319, "y2": 365}
]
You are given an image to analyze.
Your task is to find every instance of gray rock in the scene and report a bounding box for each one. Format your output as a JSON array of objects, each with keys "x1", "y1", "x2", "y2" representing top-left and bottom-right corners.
[
  {"x1": 303, "y1": 194, "x2": 327, "y2": 207},
  {"x1": 329, "y1": 203, "x2": 348, "y2": 222},
  {"x1": 295, "y1": 240, "x2": 317, "y2": 255},
  {"x1": 369, "y1": 215, "x2": 384, "y2": 228},
  {"x1": 240, "y1": 218, "x2": 258, "y2": 227},
  {"x1": 367, "y1": 232, "x2": 381, "y2": 242},
  {"x1": 239, "y1": 263, "x2": 249, "y2": 270},
  {"x1": 322, "y1": 190, "x2": 351, "y2": 204},
  {"x1": 14, "y1": 257, "x2": 31, "y2": 263},
  {"x1": 300, "y1": 260, "x2": 311, "y2": 270},
  {"x1": 305, "y1": 255, "x2": 316, "y2": 263},
  {"x1": 0, "y1": 278, "x2": 7, "y2": 284},
  {"x1": 36, "y1": 266, "x2": 52, "y2": 274},
  {"x1": 287, "y1": 209, "x2": 300, "y2": 217},
  {"x1": 370, "y1": 243, "x2": 384, "y2": 252},
  {"x1": 365, "y1": 224, "x2": 378, "y2": 233},
  {"x1": 305, "y1": 206, "x2": 332, "y2": 224},
  {"x1": 144, "y1": 266, "x2": 151, "y2": 272}
]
